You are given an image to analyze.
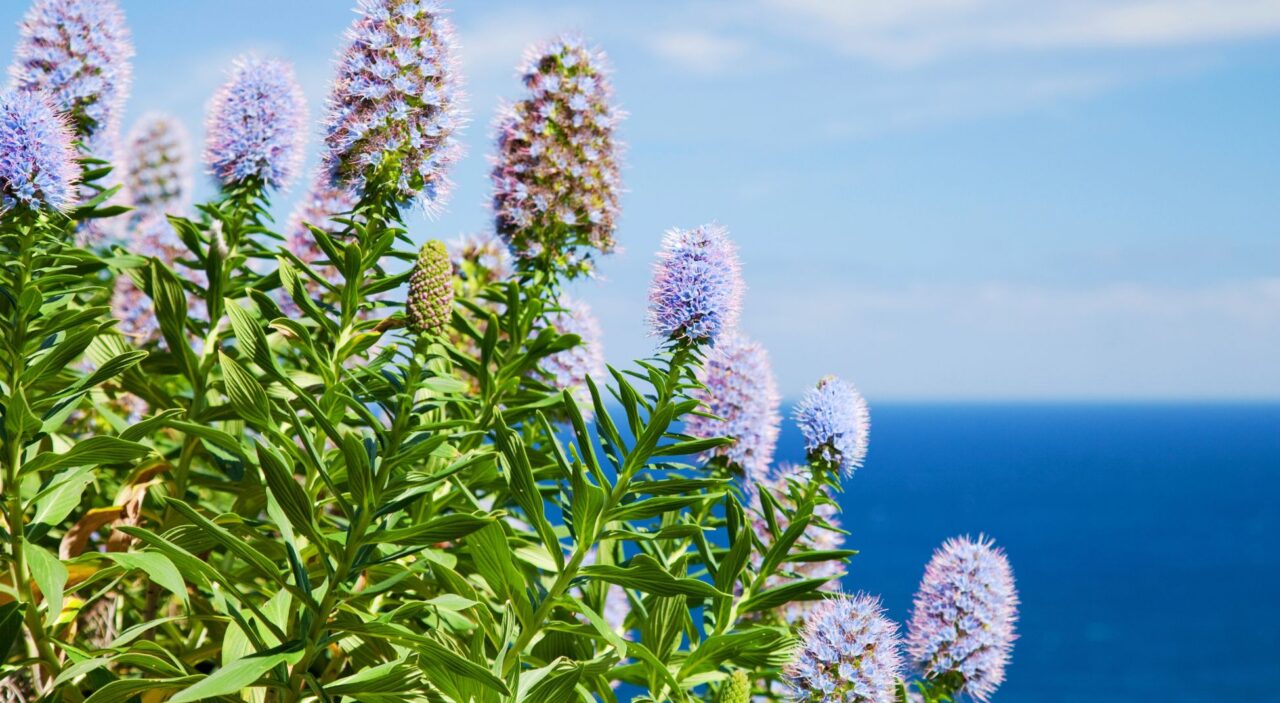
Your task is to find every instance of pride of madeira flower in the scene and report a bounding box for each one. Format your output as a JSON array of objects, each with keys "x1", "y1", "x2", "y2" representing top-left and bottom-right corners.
[
  {"x1": 203, "y1": 55, "x2": 307, "y2": 190},
  {"x1": 491, "y1": 34, "x2": 622, "y2": 277},
  {"x1": 785, "y1": 592, "x2": 904, "y2": 703},
  {"x1": 647, "y1": 223, "x2": 743, "y2": 347},
  {"x1": 123, "y1": 113, "x2": 193, "y2": 218},
  {"x1": 0, "y1": 89, "x2": 78, "y2": 212},
  {"x1": 795, "y1": 374, "x2": 871, "y2": 477},
  {"x1": 9, "y1": 0, "x2": 133, "y2": 152},
  {"x1": 906, "y1": 535, "x2": 1019, "y2": 702},
  {"x1": 323, "y1": 0, "x2": 464, "y2": 210},
  {"x1": 685, "y1": 331, "x2": 781, "y2": 474}
]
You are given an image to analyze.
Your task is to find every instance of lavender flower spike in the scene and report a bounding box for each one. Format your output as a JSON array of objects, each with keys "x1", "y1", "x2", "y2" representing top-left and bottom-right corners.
[
  {"x1": 323, "y1": 0, "x2": 464, "y2": 210},
  {"x1": 794, "y1": 375, "x2": 870, "y2": 477},
  {"x1": 685, "y1": 332, "x2": 780, "y2": 474},
  {"x1": 10, "y1": 0, "x2": 134, "y2": 151},
  {"x1": 204, "y1": 56, "x2": 307, "y2": 190},
  {"x1": 492, "y1": 33, "x2": 623, "y2": 277},
  {"x1": 784, "y1": 592, "x2": 904, "y2": 703},
  {"x1": 647, "y1": 223, "x2": 743, "y2": 347},
  {"x1": 906, "y1": 535, "x2": 1019, "y2": 702},
  {"x1": 124, "y1": 113, "x2": 192, "y2": 217},
  {"x1": 543, "y1": 296, "x2": 606, "y2": 417},
  {"x1": 0, "y1": 89, "x2": 78, "y2": 212}
]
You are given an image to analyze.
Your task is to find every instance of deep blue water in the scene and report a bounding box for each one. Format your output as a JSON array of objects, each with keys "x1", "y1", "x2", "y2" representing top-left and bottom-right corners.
[{"x1": 777, "y1": 403, "x2": 1280, "y2": 702}]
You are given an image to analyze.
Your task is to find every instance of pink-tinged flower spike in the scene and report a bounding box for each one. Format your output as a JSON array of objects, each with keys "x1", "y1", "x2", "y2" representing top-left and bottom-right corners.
[
  {"x1": 323, "y1": 0, "x2": 464, "y2": 210},
  {"x1": 794, "y1": 375, "x2": 870, "y2": 478},
  {"x1": 906, "y1": 536, "x2": 1019, "y2": 702},
  {"x1": 0, "y1": 89, "x2": 78, "y2": 212},
  {"x1": 491, "y1": 33, "x2": 622, "y2": 277},
  {"x1": 9, "y1": 0, "x2": 134, "y2": 152},
  {"x1": 685, "y1": 331, "x2": 780, "y2": 474},
  {"x1": 647, "y1": 223, "x2": 743, "y2": 347},
  {"x1": 448, "y1": 231, "x2": 513, "y2": 285},
  {"x1": 543, "y1": 296, "x2": 605, "y2": 417},
  {"x1": 204, "y1": 56, "x2": 307, "y2": 190},
  {"x1": 124, "y1": 113, "x2": 192, "y2": 217},
  {"x1": 784, "y1": 592, "x2": 904, "y2": 703}
]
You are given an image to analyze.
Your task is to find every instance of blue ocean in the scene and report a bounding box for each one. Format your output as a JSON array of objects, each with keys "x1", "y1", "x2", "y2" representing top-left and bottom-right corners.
[{"x1": 775, "y1": 403, "x2": 1280, "y2": 702}]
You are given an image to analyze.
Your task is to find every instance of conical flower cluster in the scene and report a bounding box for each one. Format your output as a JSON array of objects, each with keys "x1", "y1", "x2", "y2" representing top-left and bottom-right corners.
[
  {"x1": 718, "y1": 671, "x2": 751, "y2": 703},
  {"x1": 204, "y1": 56, "x2": 307, "y2": 190},
  {"x1": 906, "y1": 536, "x2": 1018, "y2": 702},
  {"x1": 794, "y1": 375, "x2": 870, "y2": 477},
  {"x1": 647, "y1": 223, "x2": 743, "y2": 347},
  {"x1": 323, "y1": 0, "x2": 464, "y2": 209},
  {"x1": 9, "y1": 0, "x2": 133, "y2": 152},
  {"x1": 491, "y1": 34, "x2": 622, "y2": 276},
  {"x1": 685, "y1": 332, "x2": 780, "y2": 474},
  {"x1": 784, "y1": 593, "x2": 904, "y2": 703},
  {"x1": 124, "y1": 113, "x2": 192, "y2": 217},
  {"x1": 542, "y1": 296, "x2": 605, "y2": 416},
  {"x1": 0, "y1": 89, "x2": 78, "y2": 212},
  {"x1": 407, "y1": 239, "x2": 453, "y2": 335}
]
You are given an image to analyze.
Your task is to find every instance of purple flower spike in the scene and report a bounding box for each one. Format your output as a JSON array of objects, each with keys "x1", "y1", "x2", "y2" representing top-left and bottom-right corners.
[
  {"x1": 124, "y1": 113, "x2": 192, "y2": 217},
  {"x1": 0, "y1": 89, "x2": 78, "y2": 212},
  {"x1": 10, "y1": 0, "x2": 134, "y2": 152},
  {"x1": 784, "y1": 592, "x2": 904, "y2": 703},
  {"x1": 543, "y1": 296, "x2": 605, "y2": 417},
  {"x1": 647, "y1": 223, "x2": 743, "y2": 347},
  {"x1": 906, "y1": 536, "x2": 1019, "y2": 702},
  {"x1": 204, "y1": 56, "x2": 307, "y2": 190},
  {"x1": 685, "y1": 332, "x2": 780, "y2": 474},
  {"x1": 323, "y1": 0, "x2": 464, "y2": 210},
  {"x1": 491, "y1": 33, "x2": 622, "y2": 277},
  {"x1": 794, "y1": 375, "x2": 870, "y2": 477}
]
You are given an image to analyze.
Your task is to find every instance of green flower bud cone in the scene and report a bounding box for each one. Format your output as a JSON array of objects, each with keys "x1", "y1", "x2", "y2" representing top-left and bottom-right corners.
[
  {"x1": 718, "y1": 671, "x2": 750, "y2": 703},
  {"x1": 407, "y1": 240, "x2": 454, "y2": 336}
]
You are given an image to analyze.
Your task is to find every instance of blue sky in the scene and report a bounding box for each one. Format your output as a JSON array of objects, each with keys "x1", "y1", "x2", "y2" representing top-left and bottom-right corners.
[{"x1": 3, "y1": 0, "x2": 1278, "y2": 400}]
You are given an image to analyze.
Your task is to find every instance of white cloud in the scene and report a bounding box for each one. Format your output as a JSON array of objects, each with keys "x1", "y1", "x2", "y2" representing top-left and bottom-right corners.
[
  {"x1": 650, "y1": 30, "x2": 749, "y2": 75},
  {"x1": 755, "y1": 0, "x2": 1280, "y2": 65}
]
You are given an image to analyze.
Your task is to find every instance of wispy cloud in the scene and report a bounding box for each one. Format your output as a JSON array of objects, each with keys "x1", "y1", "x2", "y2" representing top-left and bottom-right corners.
[
  {"x1": 755, "y1": 0, "x2": 1280, "y2": 65},
  {"x1": 650, "y1": 30, "x2": 749, "y2": 75}
]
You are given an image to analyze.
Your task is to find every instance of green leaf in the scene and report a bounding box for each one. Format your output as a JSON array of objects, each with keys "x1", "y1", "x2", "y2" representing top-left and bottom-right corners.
[
  {"x1": 492, "y1": 413, "x2": 564, "y2": 571},
  {"x1": 168, "y1": 651, "x2": 292, "y2": 703},
  {"x1": 609, "y1": 493, "x2": 716, "y2": 522},
  {"x1": 371, "y1": 513, "x2": 494, "y2": 547},
  {"x1": 582, "y1": 555, "x2": 727, "y2": 599},
  {"x1": 30, "y1": 468, "x2": 95, "y2": 528},
  {"x1": 255, "y1": 442, "x2": 321, "y2": 545},
  {"x1": 0, "y1": 603, "x2": 24, "y2": 661},
  {"x1": 226, "y1": 298, "x2": 279, "y2": 377},
  {"x1": 22, "y1": 435, "x2": 150, "y2": 476},
  {"x1": 678, "y1": 628, "x2": 795, "y2": 678},
  {"x1": 740, "y1": 578, "x2": 830, "y2": 613},
  {"x1": 220, "y1": 351, "x2": 273, "y2": 425},
  {"x1": 2, "y1": 388, "x2": 40, "y2": 447},
  {"x1": 105, "y1": 552, "x2": 189, "y2": 607},
  {"x1": 162, "y1": 498, "x2": 283, "y2": 585},
  {"x1": 324, "y1": 659, "x2": 421, "y2": 696},
  {"x1": 25, "y1": 540, "x2": 67, "y2": 625},
  {"x1": 343, "y1": 620, "x2": 509, "y2": 695},
  {"x1": 83, "y1": 676, "x2": 204, "y2": 703}
]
